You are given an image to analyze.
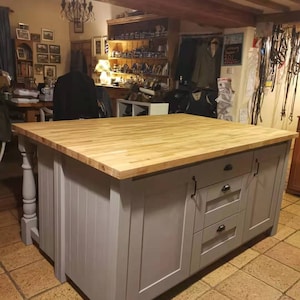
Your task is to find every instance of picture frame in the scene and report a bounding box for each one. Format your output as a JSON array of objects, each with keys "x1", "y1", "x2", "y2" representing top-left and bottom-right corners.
[
  {"x1": 43, "y1": 65, "x2": 56, "y2": 79},
  {"x1": 36, "y1": 43, "x2": 49, "y2": 53},
  {"x1": 50, "y1": 54, "x2": 61, "y2": 64},
  {"x1": 31, "y1": 33, "x2": 41, "y2": 42},
  {"x1": 16, "y1": 28, "x2": 30, "y2": 40},
  {"x1": 37, "y1": 53, "x2": 49, "y2": 63},
  {"x1": 34, "y1": 64, "x2": 43, "y2": 75},
  {"x1": 42, "y1": 28, "x2": 54, "y2": 41},
  {"x1": 93, "y1": 36, "x2": 102, "y2": 56},
  {"x1": 16, "y1": 47, "x2": 26, "y2": 59},
  {"x1": 49, "y1": 45, "x2": 60, "y2": 54},
  {"x1": 74, "y1": 21, "x2": 84, "y2": 33}
]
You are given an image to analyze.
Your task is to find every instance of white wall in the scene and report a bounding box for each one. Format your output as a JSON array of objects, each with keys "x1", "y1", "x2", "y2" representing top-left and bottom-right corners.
[{"x1": 1, "y1": 0, "x2": 127, "y2": 83}]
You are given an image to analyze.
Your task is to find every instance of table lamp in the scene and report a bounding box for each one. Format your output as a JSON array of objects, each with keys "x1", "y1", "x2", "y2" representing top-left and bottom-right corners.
[{"x1": 94, "y1": 59, "x2": 111, "y2": 85}]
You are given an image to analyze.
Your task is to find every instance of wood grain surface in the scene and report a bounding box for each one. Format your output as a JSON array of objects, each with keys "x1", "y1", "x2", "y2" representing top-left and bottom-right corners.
[{"x1": 12, "y1": 114, "x2": 298, "y2": 179}]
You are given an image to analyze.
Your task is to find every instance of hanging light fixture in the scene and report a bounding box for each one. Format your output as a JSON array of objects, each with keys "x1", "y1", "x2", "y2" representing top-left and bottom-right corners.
[{"x1": 60, "y1": 0, "x2": 95, "y2": 23}]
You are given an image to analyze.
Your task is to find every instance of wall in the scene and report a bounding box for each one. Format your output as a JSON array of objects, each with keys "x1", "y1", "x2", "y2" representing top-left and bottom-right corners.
[{"x1": 1, "y1": 0, "x2": 127, "y2": 84}]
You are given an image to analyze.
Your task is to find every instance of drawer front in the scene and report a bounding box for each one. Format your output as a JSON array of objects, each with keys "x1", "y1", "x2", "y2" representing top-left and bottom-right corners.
[
  {"x1": 200, "y1": 212, "x2": 244, "y2": 269},
  {"x1": 189, "y1": 151, "x2": 253, "y2": 188},
  {"x1": 194, "y1": 175, "x2": 248, "y2": 232}
]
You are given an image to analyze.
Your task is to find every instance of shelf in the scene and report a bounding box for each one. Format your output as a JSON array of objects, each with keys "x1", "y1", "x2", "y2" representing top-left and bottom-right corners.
[
  {"x1": 111, "y1": 72, "x2": 169, "y2": 78},
  {"x1": 109, "y1": 57, "x2": 168, "y2": 60}
]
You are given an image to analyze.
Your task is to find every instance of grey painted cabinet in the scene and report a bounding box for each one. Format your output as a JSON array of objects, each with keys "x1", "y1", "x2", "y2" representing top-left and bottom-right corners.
[{"x1": 243, "y1": 143, "x2": 287, "y2": 242}]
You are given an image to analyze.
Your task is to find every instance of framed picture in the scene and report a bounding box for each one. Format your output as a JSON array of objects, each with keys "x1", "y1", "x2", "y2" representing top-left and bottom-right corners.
[
  {"x1": 37, "y1": 54, "x2": 49, "y2": 63},
  {"x1": 18, "y1": 23, "x2": 29, "y2": 30},
  {"x1": 31, "y1": 33, "x2": 40, "y2": 42},
  {"x1": 74, "y1": 21, "x2": 84, "y2": 33},
  {"x1": 34, "y1": 64, "x2": 43, "y2": 75},
  {"x1": 36, "y1": 43, "x2": 49, "y2": 53},
  {"x1": 42, "y1": 28, "x2": 54, "y2": 41},
  {"x1": 93, "y1": 36, "x2": 102, "y2": 56},
  {"x1": 16, "y1": 28, "x2": 30, "y2": 40},
  {"x1": 50, "y1": 54, "x2": 61, "y2": 64},
  {"x1": 16, "y1": 47, "x2": 26, "y2": 59},
  {"x1": 49, "y1": 45, "x2": 60, "y2": 54},
  {"x1": 43, "y1": 65, "x2": 56, "y2": 78}
]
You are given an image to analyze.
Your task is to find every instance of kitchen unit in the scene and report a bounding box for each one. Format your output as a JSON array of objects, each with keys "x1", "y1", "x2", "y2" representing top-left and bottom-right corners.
[
  {"x1": 12, "y1": 114, "x2": 297, "y2": 300},
  {"x1": 287, "y1": 116, "x2": 300, "y2": 195}
]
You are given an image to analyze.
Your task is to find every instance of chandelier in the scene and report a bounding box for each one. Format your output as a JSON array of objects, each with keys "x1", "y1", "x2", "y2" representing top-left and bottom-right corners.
[{"x1": 60, "y1": 0, "x2": 95, "y2": 23}]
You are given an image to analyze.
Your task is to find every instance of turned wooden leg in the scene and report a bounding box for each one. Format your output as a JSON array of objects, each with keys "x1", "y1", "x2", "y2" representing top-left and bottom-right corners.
[{"x1": 18, "y1": 136, "x2": 38, "y2": 245}]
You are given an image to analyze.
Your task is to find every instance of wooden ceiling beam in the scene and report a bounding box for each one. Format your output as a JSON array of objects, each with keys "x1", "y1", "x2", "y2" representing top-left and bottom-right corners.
[
  {"x1": 245, "y1": 0, "x2": 290, "y2": 12},
  {"x1": 256, "y1": 10, "x2": 300, "y2": 23},
  {"x1": 99, "y1": 0, "x2": 256, "y2": 27},
  {"x1": 209, "y1": 0, "x2": 263, "y2": 15}
]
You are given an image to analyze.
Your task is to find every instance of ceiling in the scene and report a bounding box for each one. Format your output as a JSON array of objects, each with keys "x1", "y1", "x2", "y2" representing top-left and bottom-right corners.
[{"x1": 98, "y1": 0, "x2": 300, "y2": 28}]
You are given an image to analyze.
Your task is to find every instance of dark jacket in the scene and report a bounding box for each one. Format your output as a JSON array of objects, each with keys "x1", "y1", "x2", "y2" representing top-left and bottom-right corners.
[{"x1": 53, "y1": 71, "x2": 99, "y2": 121}]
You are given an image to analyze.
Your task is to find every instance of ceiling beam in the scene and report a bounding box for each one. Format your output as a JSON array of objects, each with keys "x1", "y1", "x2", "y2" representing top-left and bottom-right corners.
[
  {"x1": 99, "y1": 0, "x2": 256, "y2": 27},
  {"x1": 245, "y1": 0, "x2": 290, "y2": 12},
  {"x1": 256, "y1": 10, "x2": 300, "y2": 23},
  {"x1": 209, "y1": 0, "x2": 263, "y2": 15}
]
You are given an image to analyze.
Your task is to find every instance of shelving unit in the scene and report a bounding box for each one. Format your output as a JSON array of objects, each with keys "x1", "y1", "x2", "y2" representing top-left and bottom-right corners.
[
  {"x1": 116, "y1": 98, "x2": 169, "y2": 117},
  {"x1": 14, "y1": 39, "x2": 34, "y2": 85},
  {"x1": 107, "y1": 14, "x2": 179, "y2": 89}
]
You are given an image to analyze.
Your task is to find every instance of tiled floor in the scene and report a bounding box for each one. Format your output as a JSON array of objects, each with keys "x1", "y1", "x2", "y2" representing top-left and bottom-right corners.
[{"x1": 0, "y1": 192, "x2": 300, "y2": 299}]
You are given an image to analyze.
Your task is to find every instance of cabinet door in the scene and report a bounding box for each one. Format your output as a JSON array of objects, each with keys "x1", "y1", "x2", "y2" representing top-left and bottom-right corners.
[
  {"x1": 287, "y1": 134, "x2": 300, "y2": 195},
  {"x1": 126, "y1": 168, "x2": 195, "y2": 300},
  {"x1": 243, "y1": 143, "x2": 287, "y2": 242}
]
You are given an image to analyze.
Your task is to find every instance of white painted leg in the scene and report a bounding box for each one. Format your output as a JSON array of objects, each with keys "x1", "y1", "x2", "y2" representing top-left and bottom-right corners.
[{"x1": 18, "y1": 136, "x2": 38, "y2": 245}]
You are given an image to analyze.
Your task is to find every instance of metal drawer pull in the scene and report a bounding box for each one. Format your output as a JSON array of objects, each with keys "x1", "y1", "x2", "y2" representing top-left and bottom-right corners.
[
  {"x1": 217, "y1": 224, "x2": 226, "y2": 232},
  {"x1": 224, "y1": 164, "x2": 233, "y2": 171},
  {"x1": 191, "y1": 176, "x2": 197, "y2": 198},
  {"x1": 221, "y1": 184, "x2": 231, "y2": 192}
]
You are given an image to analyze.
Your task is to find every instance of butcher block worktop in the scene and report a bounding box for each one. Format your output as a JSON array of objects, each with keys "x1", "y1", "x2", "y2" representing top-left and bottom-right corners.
[{"x1": 12, "y1": 114, "x2": 298, "y2": 179}]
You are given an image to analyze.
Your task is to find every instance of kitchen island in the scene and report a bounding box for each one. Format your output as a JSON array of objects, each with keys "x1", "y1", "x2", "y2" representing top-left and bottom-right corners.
[{"x1": 12, "y1": 114, "x2": 297, "y2": 300}]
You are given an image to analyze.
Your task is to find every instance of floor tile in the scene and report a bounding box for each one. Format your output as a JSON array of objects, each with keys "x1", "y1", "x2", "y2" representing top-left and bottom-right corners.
[
  {"x1": 0, "y1": 211, "x2": 19, "y2": 228},
  {"x1": 273, "y1": 224, "x2": 296, "y2": 241},
  {"x1": 0, "y1": 241, "x2": 43, "y2": 271},
  {"x1": 201, "y1": 263, "x2": 238, "y2": 287},
  {"x1": 283, "y1": 193, "x2": 300, "y2": 203},
  {"x1": 0, "y1": 273, "x2": 23, "y2": 300},
  {"x1": 197, "y1": 289, "x2": 230, "y2": 300},
  {"x1": 229, "y1": 248, "x2": 260, "y2": 268},
  {"x1": 0, "y1": 265, "x2": 4, "y2": 274},
  {"x1": 31, "y1": 282, "x2": 83, "y2": 299},
  {"x1": 242, "y1": 255, "x2": 300, "y2": 292},
  {"x1": 0, "y1": 224, "x2": 21, "y2": 248},
  {"x1": 285, "y1": 231, "x2": 300, "y2": 249},
  {"x1": 9, "y1": 208, "x2": 22, "y2": 221},
  {"x1": 266, "y1": 242, "x2": 300, "y2": 272},
  {"x1": 283, "y1": 203, "x2": 300, "y2": 217},
  {"x1": 286, "y1": 280, "x2": 300, "y2": 299},
  {"x1": 10, "y1": 259, "x2": 60, "y2": 298},
  {"x1": 279, "y1": 210, "x2": 300, "y2": 230},
  {"x1": 280, "y1": 295, "x2": 295, "y2": 300},
  {"x1": 215, "y1": 270, "x2": 282, "y2": 300},
  {"x1": 281, "y1": 199, "x2": 292, "y2": 209},
  {"x1": 251, "y1": 236, "x2": 279, "y2": 253},
  {"x1": 172, "y1": 280, "x2": 210, "y2": 300}
]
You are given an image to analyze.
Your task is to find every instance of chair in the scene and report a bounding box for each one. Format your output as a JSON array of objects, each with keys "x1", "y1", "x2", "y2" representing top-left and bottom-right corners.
[
  {"x1": 53, "y1": 71, "x2": 99, "y2": 120},
  {"x1": 39, "y1": 107, "x2": 53, "y2": 122}
]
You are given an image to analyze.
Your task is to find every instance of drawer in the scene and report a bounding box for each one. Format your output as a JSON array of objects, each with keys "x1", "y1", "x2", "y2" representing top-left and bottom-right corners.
[
  {"x1": 194, "y1": 175, "x2": 248, "y2": 232},
  {"x1": 189, "y1": 151, "x2": 253, "y2": 188},
  {"x1": 190, "y1": 212, "x2": 244, "y2": 274}
]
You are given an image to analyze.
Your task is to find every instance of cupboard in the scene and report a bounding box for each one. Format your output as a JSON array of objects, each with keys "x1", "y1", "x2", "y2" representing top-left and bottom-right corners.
[{"x1": 287, "y1": 116, "x2": 300, "y2": 195}]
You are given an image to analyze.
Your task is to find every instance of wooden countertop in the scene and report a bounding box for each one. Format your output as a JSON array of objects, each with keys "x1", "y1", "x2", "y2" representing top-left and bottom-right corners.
[{"x1": 12, "y1": 114, "x2": 298, "y2": 179}]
